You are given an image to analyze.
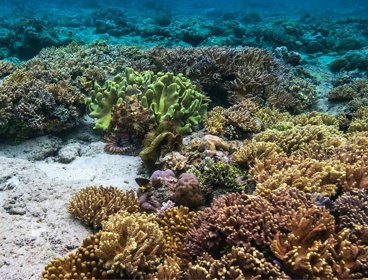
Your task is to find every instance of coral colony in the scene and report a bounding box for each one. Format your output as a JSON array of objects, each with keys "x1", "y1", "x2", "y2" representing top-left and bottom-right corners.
[{"x1": 0, "y1": 1, "x2": 367, "y2": 279}]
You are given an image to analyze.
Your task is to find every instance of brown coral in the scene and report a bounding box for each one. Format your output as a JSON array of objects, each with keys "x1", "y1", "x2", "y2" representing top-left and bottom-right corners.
[
  {"x1": 271, "y1": 205, "x2": 336, "y2": 278},
  {"x1": 0, "y1": 61, "x2": 15, "y2": 78},
  {"x1": 67, "y1": 186, "x2": 139, "y2": 228},
  {"x1": 96, "y1": 211, "x2": 163, "y2": 278},
  {"x1": 184, "y1": 193, "x2": 278, "y2": 257},
  {"x1": 174, "y1": 173, "x2": 204, "y2": 209},
  {"x1": 104, "y1": 95, "x2": 153, "y2": 155}
]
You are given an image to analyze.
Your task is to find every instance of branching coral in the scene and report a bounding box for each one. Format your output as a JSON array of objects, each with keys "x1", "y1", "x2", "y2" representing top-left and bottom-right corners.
[
  {"x1": 254, "y1": 124, "x2": 344, "y2": 156},
  {"x1": 96, "y1": 211, "x2": 163, "y2": 278},
  {"x1": 203, "y1": 107, "x2": 226, "y2": 135},
  {"x1": 42, "y1": 233, "x2": 116, "y2": 280},
  {"x1": 254, "y1": 158, "x2": 345, "y2": 197},
  {"x1": 187, "y1": 246, "x2": 289, "y2": 280},
  {"x1": 156, "y1": 206, "x2": 197, "y2": 260},
  {"x1": 67, "y1": 186, "x2": 139, "y2": 228},
  {"x1": 292, "y1": 111, "x2": 339, "y2": 127},
  {"x1": 184, "y1": 193, "x2": 278, "y2": 257},
  {"x1": 0, "y1": 65, "x2": 85, "y2": 139},
  {"x1": 332, "y1": 189, "x2": 368, "y2": 229},
  {"x1": 271, "y1": 205, "x2": 336, "y2": 279},
  {"x1": 0, "y1": 60, "x2": 16, "y2": 78},
  {"x1": 328, "y1": 79, "x2": 368, "y2": 101},
  {"x1": 232, "y1": 140, "x2": 285, "y2": 168},
  {"x1": 348, "y1": 106, "x2": 368, "y2": 133}
]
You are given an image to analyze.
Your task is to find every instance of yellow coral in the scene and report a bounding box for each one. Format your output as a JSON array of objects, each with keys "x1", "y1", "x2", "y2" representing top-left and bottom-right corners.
[
  {"x1": 254, "y1": 158, "x2": 345, "y2": 197},
  {"x1": 67, "y1": 186, "x2": 139, "y2": 228},
  {"x1": 203, "y1": 107, "x2": 226, "y2": 135},
  {"x1": 42, "y1": 233, "x2": 112, "y2": 280},
  {"x1": 96, "y1": 211, "x2": 163, "y2": 278},
  {"x1": 156, "y1": 206, "x2": 197, "y2": 260}
]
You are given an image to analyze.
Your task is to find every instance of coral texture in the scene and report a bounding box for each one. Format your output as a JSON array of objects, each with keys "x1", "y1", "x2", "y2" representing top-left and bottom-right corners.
[{"x1": 67, "y1": 186, "x2": 139, "y2": 228}]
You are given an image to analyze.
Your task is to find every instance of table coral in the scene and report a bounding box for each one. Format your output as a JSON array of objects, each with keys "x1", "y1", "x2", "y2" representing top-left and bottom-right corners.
[
  {"x1": 96, "y1": 211, "x2": 163, "y2": 278},
  {"x1": 67, "y1": 186, "x2": 139, "y2": 228}
]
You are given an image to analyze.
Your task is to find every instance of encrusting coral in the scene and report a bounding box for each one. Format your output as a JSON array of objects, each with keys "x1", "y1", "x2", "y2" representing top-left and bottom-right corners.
[
  {"x1": 96, "y1": 211, "x2": 163, "y2": 278},
  {"x1": 67, "y1": 186, "x2": 139, "y2": 228}
]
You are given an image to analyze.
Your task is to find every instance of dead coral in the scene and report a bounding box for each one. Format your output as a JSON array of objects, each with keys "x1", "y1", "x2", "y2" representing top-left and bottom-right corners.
[
  {"x1": 96, "y1": 211, "x2": 163, "y2": 278},
  {"x1": 67, "y1": 186, "x2": 139, "y2": 228}
]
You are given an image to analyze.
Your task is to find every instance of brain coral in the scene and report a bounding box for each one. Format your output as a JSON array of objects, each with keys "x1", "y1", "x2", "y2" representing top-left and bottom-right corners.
[{"x1": 67, "y1": 186, "x2": 139, "y2": 228}]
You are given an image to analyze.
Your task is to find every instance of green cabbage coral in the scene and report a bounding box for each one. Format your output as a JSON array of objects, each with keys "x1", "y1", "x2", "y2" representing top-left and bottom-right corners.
[
  {"x1": 86, "y1": 68, "x2": 208, "y2": 134},
  {"x1": 141, "y1": 72, "x2": 209, "y2": 134},
  {"x1": 85, "y1": 68, "x2": 154, "y2": 131}
]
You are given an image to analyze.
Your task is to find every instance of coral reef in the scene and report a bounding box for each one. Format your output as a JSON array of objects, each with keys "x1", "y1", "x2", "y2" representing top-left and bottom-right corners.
[
  {"x1": 67, "y1": 186, "x2": 139, "y2": 228},
  {"x1": 96, "y1": 211, "x2": 163, "y2": 278}
]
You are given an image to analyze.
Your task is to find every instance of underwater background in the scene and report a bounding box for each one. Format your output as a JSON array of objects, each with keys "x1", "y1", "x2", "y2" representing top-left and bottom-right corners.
[{"x1": 0, "y1": 0, "x2": 368, "y2": 280}]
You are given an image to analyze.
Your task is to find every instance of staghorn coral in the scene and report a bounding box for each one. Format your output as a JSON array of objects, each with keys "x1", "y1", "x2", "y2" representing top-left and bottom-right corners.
[
  {"x1": 104, "y1": 95, "x2": 153, "y2": 155},
  {"x1": 271, "y1": 205, "x2": 336, "y2": 279},
  {"x1": 42, "y1": 233, "x2": 116, "y2": 280},
  {"x1": 96, "y1": 211, "x2": 163, "y2": 278},
  {"x1": 332, "y1": 189, "x2": 368, "y2": 229},
  {"x1": 156, "y1": 206, "x2": 197, "y2": 260},
  {"x1": 67, "y1": 186, "x2": 139, "y2": 228},
  {"x1": 254, "y1": 158, "x2": 345, "y2": 197},
  {"x1": 187, "y1": 246, "x2": 289, "y2": 280}
]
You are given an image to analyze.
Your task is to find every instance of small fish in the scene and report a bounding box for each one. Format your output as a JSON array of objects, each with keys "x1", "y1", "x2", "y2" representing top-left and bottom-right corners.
[{"x1": 135, "y1": 177, "x2": 150, "y2": 191}]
